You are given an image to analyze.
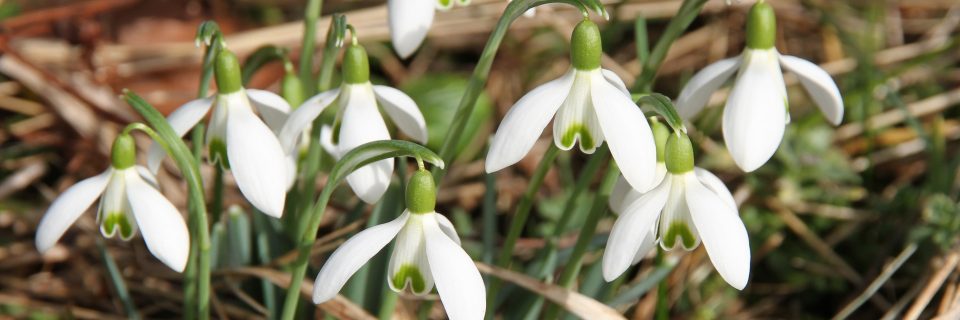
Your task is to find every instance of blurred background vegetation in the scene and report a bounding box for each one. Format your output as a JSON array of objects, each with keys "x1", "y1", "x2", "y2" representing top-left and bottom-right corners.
[{"x1": 1, "y1": 0, "x2": 959, "y2": 319}]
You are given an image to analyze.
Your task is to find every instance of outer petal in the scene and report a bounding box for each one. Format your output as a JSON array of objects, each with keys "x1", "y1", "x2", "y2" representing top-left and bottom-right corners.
[
  {"x1": 124, "y1": 170, "x2": 190, "y2": 272},
  {"x1": 631, "y1": 230, "x2": 658, "y2": 265},
  {"x1": 685, "y1": 173, "x2": 750, "y2": 290},
  {"x1": 485, "y1": 70, "x2": 575, "y2": 173},
  {"x1": 601, "y1": 69, "x2": 630, "y2": 96},
  {"x1": 779, "y1": 55, "x2": 844, "y2": 125},
  {"x1": 135, "y1": 166, "x2": 158, "y2": 189},
  {"x1": 609, "y1": 163, "x2": 667, "y2": 214},
  {"x1": 246, "y1": 89, "x2": 292, "y2": 133},
  {"x1": 339, "y1": 85, "x2": 393, "y2": 204},
  {"x1": 388, "y1": 0, "x2": 435, "y2": 59},
  {"x1": 226, "y1": 102, "x2": 289, "y2": 217},
  {"x1": 435, "y1": 213, "x2": 461, "y2": 245},
  {"x1": 313, "y1": 211, "x2": 410, "y2": 303},
  {"x1": 723, "y1": 49, "x2": 787, "y2": 172},
  {"x1": 372, "y1": 85, "x2": 428, "y2": 143},
  {"x1": 147, "y1": 97, "x2": 214, "y2": 173},
  {"x1": 590, "y1": 72, "x2": 657, "y2": 192},
  {"x1": 35, "y1": 169, "x2": 112, "y2": 252},
  {"x1": 693, "y1": 167, "x2": 736, "y2": 209},
  {"x1": 423, "y1": 215, "x2": 486, "y2": 320},
  {"x1": 278, "y1": 89, "x2": 340, "y2": 154},
  {"x1": 602, "y1": 179, "x2": 670, "y2": 281},
  {"x1": 675, "y1": 57, "x2": 741, "y2": 120}
]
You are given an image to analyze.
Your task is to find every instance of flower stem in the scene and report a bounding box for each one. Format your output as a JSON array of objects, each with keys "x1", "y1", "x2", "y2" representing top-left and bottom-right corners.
[
  {"x1": 633, "y1": 0, "x2": 709, "y2": 92},
  {"x1": 210, "y1": 165, "x2": 225, "y2": 225},
  {"x1": 485, "y1": 144, "x2": 560, "y2": 317},
  {"x1": 542, "y1": 161, "x2": 620, "y2": 319},
  {"x1": 97, "y1": 238, "x2": 140, "y2": 320},
  {"x1": 655, "y1": 249, "x2": 670, "y2": 320},
  {"x1": 298, "y1": 0, "x2": 323, "y2": 96}
]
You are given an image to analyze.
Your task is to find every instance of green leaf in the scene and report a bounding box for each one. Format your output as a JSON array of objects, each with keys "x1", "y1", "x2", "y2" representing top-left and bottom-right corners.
[{"x1": 637, "y1": 93, "x2": 686, "y2": 134}]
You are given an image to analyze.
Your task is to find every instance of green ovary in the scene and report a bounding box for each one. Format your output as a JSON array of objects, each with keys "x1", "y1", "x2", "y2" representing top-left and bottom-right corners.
[
  {"x1": 662, "y1": 222, "x2": 696, "y2": 250},
  {"x1": 560, "y1": 124, "x2": 595, "y2": 151},
  {"x1": 391, "y1": 264, "x2": 426, "y2": 293}
]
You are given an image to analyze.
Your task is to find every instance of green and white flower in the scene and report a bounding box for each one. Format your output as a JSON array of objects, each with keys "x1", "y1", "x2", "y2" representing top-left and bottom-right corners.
[
  {"x1": 313, "y1": 170, "x2": 484, "y2": 320},
  {"x1": 486, "y1": 19, "x2": 657, "y2": 192},
  {"x1": 388, "y1": 0, "x2": 470, "y2": 58},
  {"x1": 603, "y1": 132, "x2": 750, "y2": 290},
  {"x1": 675, "y1": 2, "x2": 843, "y2": 172},
  {"x1": 146, "y1": 49, "x2": 292, "y2": 218},
  {"x1": 36, "y1": 134, "x2": 189, "y2": 272},
  {"x1": 278, "y1": 44, "x2": 427, "y2": 204}
]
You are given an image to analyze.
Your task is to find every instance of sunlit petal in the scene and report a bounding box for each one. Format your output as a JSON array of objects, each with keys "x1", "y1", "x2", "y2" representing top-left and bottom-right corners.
[
  {"x1": 246, "y1": 89, "x2": 292, "y2": 133},
  {"x1": 35, "y1": 169, "x2": 112, "y2": 253},
  {"x1": 226, "y1": 101, "x2": 289, "y2": 217},
  {"x1": 372, "y1": 85, "x2": 428, "y2": 143},
  {"x1": 388, "y1": 0, "x2": 436, "y2": 59},
  {"x1": 685, "y1": 173, "x2": 750, "y2": 290},
  {"x1": 124, "y1": 170, "x2": 190, "y2": 272},
  {"x1": 675, "y1": 57, "x2": 741, "y2": 120},
  {"x1": 602, "y1": 179, "x2": 670, "y2": 281},
  {"x1": 278, "y1": 89, "x2": 340, "y2": 154},
  {"x1": 147, "y1": 97, "x2": 214, "y2": 173},
  {"x1": 590, "y1": 72, "x2": 657, "y2": 192},
  {"x1": 423, "y1": 214, "x2": 486, "y2": 320},
  {"x1": 723, "y1": 48, "x2": 787, "y2": 172},
  {"x1": 779, "y1": 55, "x2": 844, "y2": 125}
]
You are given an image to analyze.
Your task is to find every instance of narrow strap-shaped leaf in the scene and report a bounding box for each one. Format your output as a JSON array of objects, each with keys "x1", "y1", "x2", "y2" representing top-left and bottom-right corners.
[{"x1": 637, "y1": 93, "x2": 686, "y2": 134}]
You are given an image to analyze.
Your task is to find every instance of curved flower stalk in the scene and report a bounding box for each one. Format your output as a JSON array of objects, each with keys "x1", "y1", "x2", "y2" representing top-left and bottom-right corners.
[
  {"x1": 313, "y1": 169, "x2": 484, "y2": 320},
  {"x1": 603, "y1": 131, "x2": 751, "y2": 290},
  {"x1": 36, "y1": 134, "x2": 190, "y2": 272},
  {"x1": 675, "y1": 2, "x2": 843, "y2": 172},
  {"x1": 278, "y1": 43, "x2": 427, "y2": 204},
  {"x1": 485, "y1": 19, "x2": 657, "y2": 192},
  {"x1": 147, "y1": 48, "x2": 292, "y2": 218},
  {"x1": 388, "y1": 0, "x2": 470, "y2": 58}
]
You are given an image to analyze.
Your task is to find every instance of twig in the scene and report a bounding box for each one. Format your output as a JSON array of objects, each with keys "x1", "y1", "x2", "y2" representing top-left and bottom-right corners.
[
  {"x1": 833, "y1": 243, "x2": 918, "y2": 319},
  {"x1": 904, "y1": 252, "x2": 960, "y2": 320}
]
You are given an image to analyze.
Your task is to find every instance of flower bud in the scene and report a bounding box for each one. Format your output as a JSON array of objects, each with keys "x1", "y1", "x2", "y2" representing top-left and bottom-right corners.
[
  {"x1": 405, "y1": 169, "x2": 436, "y2": 214},
  {"x1": 215, "y1": 49, "x2": 244, "y2": 94},
  {"x1": 343, "y1": 44, "x2": 370, "y2": 84},
  {"x1": 111, "y1": 133, "x2": 136, "y2": 169},
  {"x1": 746, "y1": 2, "x2": 777, "y2": 49},
  {"x1": 571, "y1": 19, "x2": 602, "y2": 71},
  {"x1": 650, "y1": 118, "x2": 670, "y2": 163},
  {"x1": 665, "y1": 132, "x2": 694, "y2": 174}
]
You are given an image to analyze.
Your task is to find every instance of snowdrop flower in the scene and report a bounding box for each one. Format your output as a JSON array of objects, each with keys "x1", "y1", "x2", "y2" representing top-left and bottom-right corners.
[
  {"x1": 675, "y1": 2, "x2": 843, "y2": 172},
  {"x1": 313, "y1": 169, "x2": 485, "y2": 320},
  {"x1": 147, "y1": 49, "x2": 292, "y2": 218},
  {"x1": 603, "y1": 131, "x2": 750, "y2": 289},
  {"x1": 36, "y1": 134, "x2": 190, "y2": 272},
  {"x1": 278, "y1": 43, "x2": 427, "y2": 204},
  {"x1": 486, "y1": 19, "x2": 657, "y2": 192},
  {"x1": 388, "y1": 0, "x2": 470, "y2": 58}
]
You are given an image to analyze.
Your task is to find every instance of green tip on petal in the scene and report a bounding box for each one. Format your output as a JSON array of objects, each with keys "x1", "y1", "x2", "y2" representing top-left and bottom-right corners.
[
  {"x1": 209, "y1": 139, "x2": 230, "y2": 169},
  {"x1": 214, "y1": 49, "x2": 243, "y2": 94},
  {"x1": 343, "y1": 44, "x2": 370, "y2": 84},
  {"x1": 406, "y1": 169, "x2": 436, "y2": 214},
  {"x1": 746, "y1": 2, "x2": 777, "y2": 49},
  {"x1": 111, "y1": 134, "x2": 136, "y2": 169},
  {"x1": 281, "y1": 71, "x2": 305, "y2": 108},
  {"x1": 391, "y1": 264, "x2": 427, "y2": 293},
  {"x1": 102, "y1": 213, "x2": 135, "y2": 240},
  {"x1": 561, "y1": 123, "x2": 595, "y2": 151},
  {"x1": 665, "y1": 132, "x2": 694, "y2": 174},
  {"x1": 650, "y1": 118, "x2": 670, "y2": 163},
  {"x1": 571, "y1": 19, "x2": 602, "y2": 70},
  {"x1": 662, "y1": 221, "x2": 696, "y2": 250}
]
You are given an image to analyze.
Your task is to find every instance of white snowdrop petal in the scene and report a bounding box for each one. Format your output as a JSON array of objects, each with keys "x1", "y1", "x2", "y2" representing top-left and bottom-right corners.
[
  {"x1": 35, "y1": 169, "x2": 112, "y2": 253},
  {"x1": 423, "y1": 215, "x2": 486, "y2": 320},
  {"x1": 372, "y1": 85, "x2": 428, "y2": 143},
  {"x1": 124, "y1": 170, "x2": 190, "y2": 272},
  {"x1": 226, "y1": 101, "x2": 289, "y2": 217},
  {"x1": 723, "y1": 49, "x2": 787, "y2": 172},
  {"x1": 387, "y1": 214, "x2": 434, "y2": 295},
  {"x1": 147, "y1": 97, "x2": 214, "y2": 173},
  {"x1": 339, "y1": 85, "x2": 393, "y2": 204},
  {"x1": 684, "y1": 173, "x2": 751, "y2": 290},
  {"x1": 693, "y1": 167, "x2": 737, "y2": 209},
  {"x1": 246, "y1": 89, "x2": 292, "y2": 133},
  {"x1": 779, "y1": 55, "x2": 844, "y2": 125},
  {"x1": 590, "y1": 72, "x2": 657, "y2": 192},
  {"x1": 389, "y1": 0, "x2": 436, "y2": 59},
  {"x1": 601, "y1": 69, "x2": 630, "y2": 96},
  {"x1": 313, "y1": 211, "x2": 410, "y2": 303},
  {"x1": 486, "y1": 70, "x2": 575, "y2": 173},
  {"x1": 675, "y1": 57, "x2": 741, "y2": 120},
  {"x1": 602, "y1": 179, "x2": 670, "y2": 281},
  {"x1": 278, "y1": 89, "x2": 340, "y2": 154},
  {"x1": 435, "y1": 213, "x2": 461, "y2": 245}
]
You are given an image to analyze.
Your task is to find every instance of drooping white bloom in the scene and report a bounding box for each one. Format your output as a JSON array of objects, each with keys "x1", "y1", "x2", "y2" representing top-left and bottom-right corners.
[
  {"x1": 486, "y1": 20, "x2": 657, "y2": 192},
  {"x1": 603, "y1": 133, "x2": 750, "y2": 290},
  {"x1": 313, "y1": 171, "x2": 484, "y2": 320},
  {"x1": 37, "y1": 135, "x2": 189, "y2": 272},
  {"x1": 387, "y1": 0, "x2": 470, "y2": 59},
  {"x1": 147, "y1": 50, "x2": 291, "y2": 218},
  {"x1": 675, "y1": 2, "x2": 843, "y2": 172},
  {"x1": 278, "y1": 44, "x2": 427, "y2": 204}
]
